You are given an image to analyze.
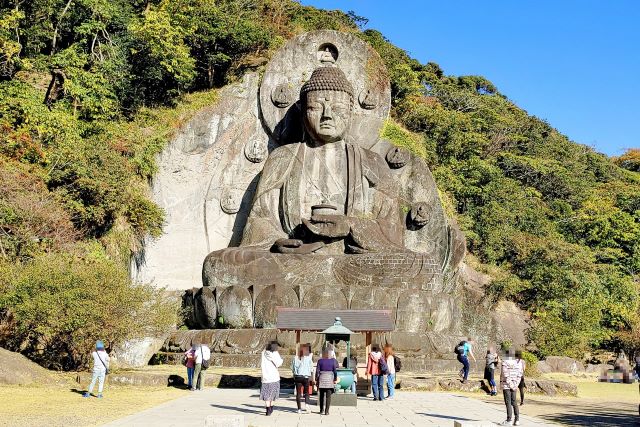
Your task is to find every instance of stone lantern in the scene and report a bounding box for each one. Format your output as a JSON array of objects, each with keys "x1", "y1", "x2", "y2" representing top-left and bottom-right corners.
[{"x1": 319, "y1": 317, "x2": 357, "y2": 405}]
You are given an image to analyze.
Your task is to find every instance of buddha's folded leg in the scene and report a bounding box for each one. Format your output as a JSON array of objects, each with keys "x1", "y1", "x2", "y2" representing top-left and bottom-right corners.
[
  {"x1": 202, "y1": 247, "x2": 335, "y2": 288},
  {"x1": 332, "y1": 251, "x2": 443, "y2": 290}
]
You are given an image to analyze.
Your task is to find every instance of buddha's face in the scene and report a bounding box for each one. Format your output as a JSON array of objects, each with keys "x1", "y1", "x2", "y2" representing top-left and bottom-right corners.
[{"x1": 303, "y1": 90, "x2": 351, "y2": 144}]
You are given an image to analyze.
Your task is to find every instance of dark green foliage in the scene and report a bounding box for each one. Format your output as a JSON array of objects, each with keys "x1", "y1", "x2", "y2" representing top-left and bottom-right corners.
[
  {"x1": 0, "y1": 250, "x2": 176, "y2": 370},
  {"x1": 364, "y1": 30, "x2": 640, "y2": 357},
  {"x1": 0, "y1": 0, "x2": 638, "y2": 363}
]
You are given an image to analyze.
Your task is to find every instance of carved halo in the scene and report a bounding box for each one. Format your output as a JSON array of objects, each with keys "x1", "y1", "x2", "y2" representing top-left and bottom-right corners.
[
  {"x1": 244, "y1": 139, "x2": 267, "y2": 163},
  {"x1": 259, "y1": 30, "x2": 391, "y2": 149},
  {"x1": 220, "y1": 187, "x2": 243, "y2": 214}
]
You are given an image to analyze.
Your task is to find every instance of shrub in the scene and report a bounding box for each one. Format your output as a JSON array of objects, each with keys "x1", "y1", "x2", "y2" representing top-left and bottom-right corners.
[
  {"x1": 0, "y1": 250, "x2": 177, "y2": 370},
  {"x1": 521, "y1": 350, "x2": 540, "y2": 377}
]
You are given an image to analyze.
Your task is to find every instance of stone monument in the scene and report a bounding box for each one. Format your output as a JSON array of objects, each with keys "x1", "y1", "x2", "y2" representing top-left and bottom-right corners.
[
  {"x1": 193, "y1": 30, "x2": 466, "y2": 333},
  {"x1": 133, "y1": 31, "x2": 528, "y2": 370}
]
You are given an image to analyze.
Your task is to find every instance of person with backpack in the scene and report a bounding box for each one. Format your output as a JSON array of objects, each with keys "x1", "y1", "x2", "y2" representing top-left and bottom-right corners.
[
  {"x1": 291, "y1": 343, "x2": 313, "y2": 414},
  {"x1": 500, "y1": 348, "x2": 524, "y2": 426},
  {"x1": 455, "y1": 337, "x2": 476, "y2": 383},
  {"x1": 484, "y1": 345, "x2": 499, "y2": 396},
  {"x1": 193, "y1": 343, "x2": 211, "y2": 391},
  {"x1": 316, "y1": 346, "x2": 339, "y2": 415},
  {"x1": 260, "y1": 341, "x2": 283, "y2": 416},
  {"x1": 384, "y1": 344, "x2": 398, "y2": 399},
  {"x1": 83, "y1": 340, "x2": 110, "y2": 398},
  {"x1": 366, "y1": 344, "x2": 387, "y2": 401},
  {"x1": 183, "y1": 343, "x2": 196, "y2": 390}
]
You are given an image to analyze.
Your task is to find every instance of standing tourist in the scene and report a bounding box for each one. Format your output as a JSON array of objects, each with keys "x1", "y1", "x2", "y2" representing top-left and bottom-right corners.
[
  {"x1": 455, "y1": 337, "x2": 476, "y2": 383},
  {"x1": 343, "y1": 354, "x2": 358, "y2": 394},
  {"x1": 366, "y1": 344, "x2": 386, "y2": 401},
  {"x1": 183, "y1": 344, "x2": 196, "y2": 390},
  {"x1": 515, "y1": 349, "x2": 526, "y2": 405},
  {"x1": 291, "y1": 343, "x2": 313, "y2": 414},
  {"x1": 500, "y1": 348, "x2": 524, "y2": 426},
  {"x1": 260, "y1": 341, "x2": 283, "y2": 416},
  {"x1": 384, "y1": 344, "x2": 396, "y2": 399},
  {"x1": 83, "y1": 340, "x2": 109, "y2": 398},
  {"x1": 315, "y1": 347, "x2": 339, "y2": 415},
  {"x1": 193, "y1": 343, "x2": 211, "y2": 391},
  {"x1": 484, "y1": 346, "x2": 499, "y2": 396},
  {"x1": 326, "y1": 342, "x2": 336, "y2": 359}
]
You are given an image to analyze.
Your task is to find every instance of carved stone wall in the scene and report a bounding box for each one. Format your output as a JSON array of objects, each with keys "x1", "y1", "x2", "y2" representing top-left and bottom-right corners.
[
  {"x1": 133, "y1": 31, "x2": 529, "y2": 351},
  {"x1": 131, "y1": 72, "x2": 266, "y2": 290}
]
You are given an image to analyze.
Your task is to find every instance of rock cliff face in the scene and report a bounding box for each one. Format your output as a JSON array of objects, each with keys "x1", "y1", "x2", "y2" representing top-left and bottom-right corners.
[{"x1": 131, "y1": 72, "x2": 266, "y2": 290}]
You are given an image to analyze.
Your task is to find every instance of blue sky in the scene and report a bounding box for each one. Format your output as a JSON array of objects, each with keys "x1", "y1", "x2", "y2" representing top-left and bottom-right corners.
[{"x1": 302, "y1": 0, "x2": 640, "y2": 156}]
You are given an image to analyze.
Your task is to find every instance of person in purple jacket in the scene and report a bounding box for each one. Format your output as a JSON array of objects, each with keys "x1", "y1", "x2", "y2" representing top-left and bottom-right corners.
[{"x1": 315, "y1": 347, "x2": 339, "y2": 415}]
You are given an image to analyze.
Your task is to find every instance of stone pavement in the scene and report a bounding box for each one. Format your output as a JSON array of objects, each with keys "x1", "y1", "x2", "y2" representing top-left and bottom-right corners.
[{"x1": 104, "y1": 389, "x2": 555, "y2": 427}]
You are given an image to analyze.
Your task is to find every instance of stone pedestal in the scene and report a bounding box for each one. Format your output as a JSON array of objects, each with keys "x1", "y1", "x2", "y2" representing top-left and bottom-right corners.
[{"x1": 331, "y1": 391, "x2": 357, "y2": 407}]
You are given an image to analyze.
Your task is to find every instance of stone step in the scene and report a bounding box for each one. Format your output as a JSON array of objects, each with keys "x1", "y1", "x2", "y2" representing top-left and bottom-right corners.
[
  {"x1": 75, "y1": 370, "x2": 576, "y2": 396},
  {"x1": 153, "y1": 351, "x2": 484, "y2": 373}
]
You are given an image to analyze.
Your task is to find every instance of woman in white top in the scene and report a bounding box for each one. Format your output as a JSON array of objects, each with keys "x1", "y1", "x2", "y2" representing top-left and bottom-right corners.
[
  {"x1": 384, "y1": 344, "x2": 396, "y2": 399},
  {"x1": 83, "y1": 340, "x2": 109, "y2": 398},
  {"x1": 260, "y1": 341, "x2": 283, "y2": 416}
]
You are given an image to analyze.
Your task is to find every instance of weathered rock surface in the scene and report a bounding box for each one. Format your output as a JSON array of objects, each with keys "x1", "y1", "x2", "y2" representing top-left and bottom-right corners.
[
  {"x1": 133, "y1": 29, "x2": 530, "y2": 369},
  {"x1": 111, "y1": 336, "x2": 168, "y2": 369},
  {"x1": 399, "y1": 376, "x2": 576, "y2": 396},
  {"x1": 536, "y1": 360, "x2": 552, "y2": 374},
  {"x1": 0, "y1": 348, "x2": 57, "y2": 385},
  {"x1": 585, "y1": 363, "x2": 613, "y2": 374},
  {"x1": 543, "y1": 356, "x2": 585, "y2": 374},
  {"x1": 521, "y1": 378, "x2": 578, "y2": 396},
  {"x1": 131, "y1": 72, "x2": 266, "y2": 291}
]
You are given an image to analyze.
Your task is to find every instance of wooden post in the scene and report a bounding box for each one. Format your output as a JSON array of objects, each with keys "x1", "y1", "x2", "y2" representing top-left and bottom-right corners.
[
  {"x1": 362, "y1": 331, "x2": 372, "y2": 395},
  {"x1": 365, "y1": 331, "x2": 372, "y2": 359},
  {"x1": 295, "y1": 330, "x2": 301, "y2": 355}
]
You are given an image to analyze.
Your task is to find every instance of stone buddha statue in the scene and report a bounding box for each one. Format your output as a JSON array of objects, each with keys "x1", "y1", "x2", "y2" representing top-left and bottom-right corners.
[{"x1": 202, "y1": 64, "x2": 452, "y2": 329}]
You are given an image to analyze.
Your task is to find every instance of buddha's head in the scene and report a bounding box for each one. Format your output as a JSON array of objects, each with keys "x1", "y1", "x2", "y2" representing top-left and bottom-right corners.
[{"x1": 300, "y1": 66, "x2": 353, "y2": 144}]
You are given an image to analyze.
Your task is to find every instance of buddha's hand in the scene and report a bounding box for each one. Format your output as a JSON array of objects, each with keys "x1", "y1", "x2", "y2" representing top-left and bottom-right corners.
[
  {"x1": 302, "y1": 214, "x2": 351, "y2": 238},
  {"x1": 272, "y1": 238, "x2": 324, "y2": 254}
]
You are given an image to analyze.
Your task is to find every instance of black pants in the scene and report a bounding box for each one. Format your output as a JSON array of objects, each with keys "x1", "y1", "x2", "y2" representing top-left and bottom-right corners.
[
  {"x1": 294, "y1": 376, "x2": 310, "y2": 409},
  {"x1": 503, "y1": 389, "x2": 519, "y2": 422},
  {"x1": 319, "y1": 388, "x2": 333, "y2": 414},
  {"x1": 518, "y1": 377, "x2": 525, "y2": 403}
]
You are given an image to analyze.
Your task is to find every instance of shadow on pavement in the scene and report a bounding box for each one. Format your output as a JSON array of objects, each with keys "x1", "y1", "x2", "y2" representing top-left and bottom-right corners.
[
  {"x1": 210, "y1": 403, "x2": 263, "y2": 414},
  {"x1": 209, "y1": 403, "x2": 299, "y2": 415},
  {"x1": 416, "y1": 413, "x2": 475, "y2": 422}
]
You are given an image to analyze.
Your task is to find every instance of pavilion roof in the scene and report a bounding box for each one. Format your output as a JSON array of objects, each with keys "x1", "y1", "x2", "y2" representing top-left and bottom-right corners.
[{"x1": 275, "y1": 308, "x2": 395, "y2": 332}]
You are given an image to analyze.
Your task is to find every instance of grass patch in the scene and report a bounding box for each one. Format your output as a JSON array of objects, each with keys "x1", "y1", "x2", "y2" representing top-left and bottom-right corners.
[
  {"x1": 0, "y1": 377, "x2": 184, "y2": 427},
  {"x1": 543, "y1": 372, "x2": 638, "y2": 403}
]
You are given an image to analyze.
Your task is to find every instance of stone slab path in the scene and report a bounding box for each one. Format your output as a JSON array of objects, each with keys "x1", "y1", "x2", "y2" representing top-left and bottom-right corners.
[{"x1": 104, "y1": 389, "x2": 555, "y2": 427}]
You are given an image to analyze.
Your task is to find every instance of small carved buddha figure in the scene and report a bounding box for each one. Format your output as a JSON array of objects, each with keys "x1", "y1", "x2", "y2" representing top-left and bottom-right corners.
[{"x1": 203, "y1": 66, "x2": 440, "y2": 296}]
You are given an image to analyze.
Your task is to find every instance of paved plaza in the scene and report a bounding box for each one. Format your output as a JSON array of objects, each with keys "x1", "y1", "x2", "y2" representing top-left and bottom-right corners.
[{"x1": 104, "y1": 388, "x2": 554, "y2": 427}]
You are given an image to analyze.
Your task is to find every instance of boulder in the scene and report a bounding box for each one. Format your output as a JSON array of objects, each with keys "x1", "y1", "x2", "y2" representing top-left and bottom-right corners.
[
  {"x1": 543, "y1": 356, "x2": 585, "y2": 374},
  {"x1": 111, "y1": 336, "x2": 168, "y2": 369},
  {"x1": 536, "y1": 360, "x2": 552, "y2": 374},
  {"x1": 397, "y1": 377, "x2": 439, "y2": 391},
  {"x1": 0, "y1": 348, "x2": 56, "y2": 385},
  {"x1": 437, "y1": 378, "x2": 481, "y2": 392},
  {"x1": 585, "y1": 363, "x2": 609, "y2": 374}
]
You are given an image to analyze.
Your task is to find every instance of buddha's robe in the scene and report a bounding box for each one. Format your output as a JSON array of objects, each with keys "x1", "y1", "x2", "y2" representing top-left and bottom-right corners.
[{"x1": 202, "y1": 140, "x2": 440, "y2": 290}]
